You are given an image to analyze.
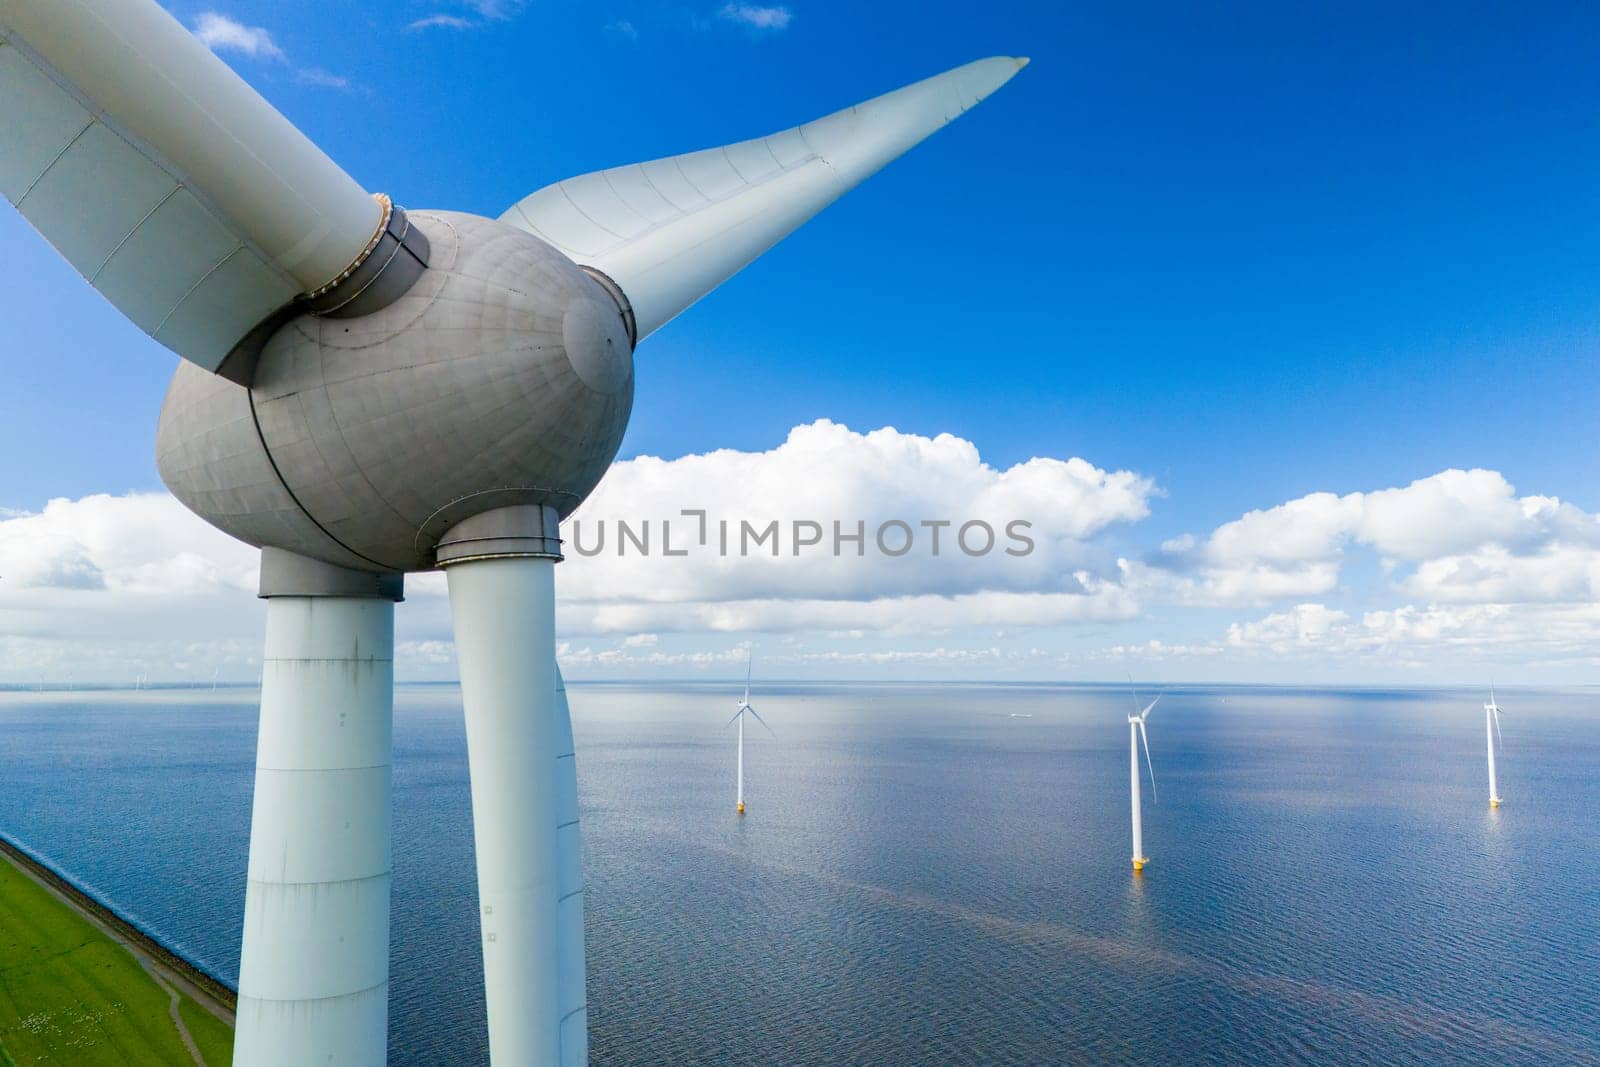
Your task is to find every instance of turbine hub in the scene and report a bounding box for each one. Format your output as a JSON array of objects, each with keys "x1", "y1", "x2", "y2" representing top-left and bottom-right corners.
[{"x1": 156, "y1": 211, "x2": 635, "y2": 573}]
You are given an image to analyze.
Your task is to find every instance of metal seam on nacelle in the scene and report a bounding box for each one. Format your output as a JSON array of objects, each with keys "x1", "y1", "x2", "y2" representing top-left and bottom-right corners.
[
  {"x1": 217, "y1": 195, "x2": 432, "y2": 384},
  {"x1": 435, "y1": 505, "x2": 565, "y2": 566},
  {"x1": 246, "y1": 390, "x2": 395, "y2": 573},
  {"x1": 304, "y1": 195, "x2": 432, "y2": 319},
  {"x1": 579, "y1": 265, "x2": 637, "y2": 347},
  {"x1": 415, "y1": 488, "x2": 583, "y2": 561},
  {"x1": 305, "y1": 215, "x2": 407, "y2": 314},
  {"x1": 305, "y1": 194, "x2": 395, "y2": 299}
]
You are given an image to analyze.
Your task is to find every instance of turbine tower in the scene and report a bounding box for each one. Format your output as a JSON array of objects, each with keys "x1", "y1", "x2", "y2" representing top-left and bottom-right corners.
[
  {"x1": 1485, "y1": 686, "x2": 1504, "y2": 808},
  {"x1": 0, "y1": 2, "x2": 1026, "y2": 1062},
  {"x1": 1127, "y1": 687, "x2": 1160, "y2": 872},
  {"x1": 728, "y1": 656, "x2": 773, "y2": 815}
]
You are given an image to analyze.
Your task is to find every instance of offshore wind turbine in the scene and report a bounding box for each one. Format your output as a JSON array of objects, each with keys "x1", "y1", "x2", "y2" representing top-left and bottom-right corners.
[
  {"x1": 729, "y1": 656, "x2": 773, "y2": 815},
  {"x1": 0, "y1": 3, "x2": 1025, "y2": 1062},
  {"x1": 1485, "y1": 685, "x2": 1504, "y2": 808},
  {"x1": 1127, "y1": 685, "x2": 1160, "y2": 872}
]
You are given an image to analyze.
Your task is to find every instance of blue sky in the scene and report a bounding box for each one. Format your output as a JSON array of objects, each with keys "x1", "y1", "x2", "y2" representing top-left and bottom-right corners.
[{"x1": 2, "y1": 2, "x2": 1599, "y2": 683}]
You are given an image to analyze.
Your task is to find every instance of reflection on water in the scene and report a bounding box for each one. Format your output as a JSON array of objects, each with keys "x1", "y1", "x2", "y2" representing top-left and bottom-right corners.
[{"x1": 0, "y1": 683, "x2": 1594, "y2": 1064}]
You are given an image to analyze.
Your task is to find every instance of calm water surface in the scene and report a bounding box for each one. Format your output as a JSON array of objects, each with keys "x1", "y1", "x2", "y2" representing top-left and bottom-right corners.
[{"x1": 0, "y1": 683, "x2": 1595, "y2": 1064}]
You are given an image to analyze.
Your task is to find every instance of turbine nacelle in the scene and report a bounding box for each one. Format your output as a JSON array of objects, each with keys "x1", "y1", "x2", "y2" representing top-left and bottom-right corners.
[{"x1": 156, "y1": 213, "x2": 636, "y2": 574}]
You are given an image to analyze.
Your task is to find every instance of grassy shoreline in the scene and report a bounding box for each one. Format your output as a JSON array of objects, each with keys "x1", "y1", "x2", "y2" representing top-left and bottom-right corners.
[{"x1": 0, "y1": 835, "x2": 234, "y2": 1065}]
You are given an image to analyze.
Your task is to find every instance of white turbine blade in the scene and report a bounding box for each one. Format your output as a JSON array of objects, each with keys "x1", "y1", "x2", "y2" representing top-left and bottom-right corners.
[
  {"x1": 1140, "y1": 693, "x2": 1162, "y2": 723},
  {"x1": 0, "y1": 0, "x2": 385, "y2": 373},
  {"x1": 744, "y1": 652, "x2": 753, "y2": 706},
  {"x1": 727, "y1": 707, "x2": 745, "y2": 727},
  {"x1": 1125, "y1": 673, "x2": 1144, "y2": 715},
  {"x1": 746, "y1": 705, "x2": 776, "y2": 738},
  {"x1": 1492, "y1": 705, "x2": 1503, "y2": 748},
  {"x1": 1138, "y1": 719, "x2": 1157, "y2": 803},
  {"x1": 501, "y1": 55, "x2": 1029, "y2": 340}
]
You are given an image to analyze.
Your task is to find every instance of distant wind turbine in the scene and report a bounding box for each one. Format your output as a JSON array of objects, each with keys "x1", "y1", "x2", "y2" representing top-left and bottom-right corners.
[
  {"x1": 728, "y1": 656, "x2": 773, "y2": 815},
  {"x1": 1127, "y1": 681, "x2": 1161, "y2": 872},
  {"x1": 1485, "y1": 685, "x2": 1504, "y2": 808}
]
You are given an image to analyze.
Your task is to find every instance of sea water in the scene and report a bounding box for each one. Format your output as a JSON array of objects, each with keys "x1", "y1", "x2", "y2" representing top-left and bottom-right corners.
[{"x1": 0, "y1": 683, "x2": 1594, "y2": 1064}]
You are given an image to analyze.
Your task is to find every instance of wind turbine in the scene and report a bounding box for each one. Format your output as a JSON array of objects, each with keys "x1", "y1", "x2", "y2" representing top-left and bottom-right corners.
[
  {"x1": 1127, "y1": 683, "x2": 1160, "y2": 872},
  {"x1": 0, "y1": 3, "x2": 1026, "y2": 1063},
  {"x1": 729, "y1": 656, "x2": 773, "y2": 815},
  {"x1": 1485, "y1": 685, "x2": 1504, "y2": 808}
]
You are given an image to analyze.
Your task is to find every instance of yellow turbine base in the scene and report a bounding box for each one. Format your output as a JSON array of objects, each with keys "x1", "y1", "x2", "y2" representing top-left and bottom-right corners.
[
  {"x1": 737, "y1": 802, "x2": 745, "y2": 814},
  {"x1": 1490, "y1": 797, "x2": 1502, "y2": 808},
  {"x1": 1132, "y1": 857, "x2": 1148, "y2": 872}
]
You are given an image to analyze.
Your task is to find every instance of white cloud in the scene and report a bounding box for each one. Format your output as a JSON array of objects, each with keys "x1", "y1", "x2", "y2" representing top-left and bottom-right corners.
[
  {"x1": 718, "y1": 3, "x2": 794, "y2": 30},
  {"x1": 1399, "y1": 543, "x2": 1600, "y2": 604},
  {"x1": 1147, "y1": 469, "x2": 1600, "y2": 606},
  {"x1": 1225, "y1": 601, "x2": 1600, "y2": 667},
  {"x1": 192, "y1": 13, "x2": 285, "y2": 60},
  {"x1": 295, "y1": 68, "x2": 352, "y2": 91},
  {"x1": 190, "y1": 12, "x2": 355, "y2": 90},
  {"x1": 0, "y1": 494, "x2": 262, "y2": 683},
  {"x1": 397, "y1": 639, "x2": 456, "y2": 665},
  {"x1": 3, "y1": 434, "x2": 1594, "y2": 682},
  {"x1": 408, "y1": 1, "x2": 528, "y2": 30},
  {"x1": 407, "y1": 14, "x2": 477, "y2": 31},
  {"x1": 556, "y1": 642, "x2": 748, "y2": 669},
  {"x1": 0, "y1": 424, "x2": 1148, "y2": 681},
  {"x1": 548, "y1": 420, "x2": 1152, "y2": 624},
  {"x1": 459, "y1": 0, "x2": 527, "y2": 16},
  {"x1": 0, "y1": 494, "x2": 255, "y2": 596},
  {"x1": 559, "y1": 586, "x2": 1138, "y2": 638},
  {"x1": 1227, "y1": 603, "x2": 1351, "y2": 653}
]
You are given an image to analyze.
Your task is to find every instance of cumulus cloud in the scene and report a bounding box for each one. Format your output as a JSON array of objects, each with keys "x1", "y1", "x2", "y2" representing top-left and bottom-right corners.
[
  {"x1": 0, "y1": 494, "x2": 255, "y2": 597},
  {"x1": 3, "y1": 434, "x2": 1595, "y2": 682},
  {"x1": 295, "y1": 68, "x2": 352, "y2": 91},
  {"x1": 458, "y1": 0, "x2": 527, "y2": 16},
  {"x1": 718, "y1": 3, "x2": 794, "y2": 30},
  {"x1": 191, "y1": 11, "x2": 353, "y2": 89},
  {"x1": 407, "y1": 14, "x2": 477, "y2": 31},
  {"x1": 1226, "y1": 603, "x2": 1351, "y2": 653},
  {"x1": 192, "y1": 13, "x2": 285, "y2": 60},
  {"x1": 548, "y1": 420, "x2": 1152, "y2": 625},
  {"x1": 0, "y1": 495, "x2": 261, "y2": 682},
  {"x1": 1144, "y1": 469, "x2": 1600, "y2": 606},
  {"x1": 1225, "y1": 601, "x2": 1600, "y2": 667},
  {"x1": 558, "y1": 586, "x2": 1138, "y2": 638},
  {"x1": 0, "y1": 424, "x2": 1150, "y2": 681},
  {"x1": 408, "y1": 1, "x2": 528, "y2": 30},
  {"x1": 1399, "y1": 543, "x2": 1600, "y2": 604}
]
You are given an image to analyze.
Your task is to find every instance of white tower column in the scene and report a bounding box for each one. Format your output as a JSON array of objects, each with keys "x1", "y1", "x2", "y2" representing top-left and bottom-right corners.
[
  {"x1": 234, "y1": 550, "x2": 402, "y2": 1067},
  {"x1": 1486, "y1": 706, "x2": 1500, "y2": 807},
  {"x1": 736, "y1": 713, "x2": 746, "y2": 814},
  {"x1": 1130, "y1": 719, "x2": 1145, "y2": 871},
  {"x1": 439, "y1": 506, "x2": 587, "y2": 1067}
]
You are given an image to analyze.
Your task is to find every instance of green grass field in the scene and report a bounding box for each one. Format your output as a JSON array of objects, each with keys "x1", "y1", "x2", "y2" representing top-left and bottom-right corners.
[{"x1": 0, "y1": 855, "x2": 233, "y2": 1065}]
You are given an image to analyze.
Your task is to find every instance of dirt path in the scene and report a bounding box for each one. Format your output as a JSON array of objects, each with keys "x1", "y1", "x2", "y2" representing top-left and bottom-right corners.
[{"x1": 138, "y1": 956, "x2": 207, "y2": 1066}]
